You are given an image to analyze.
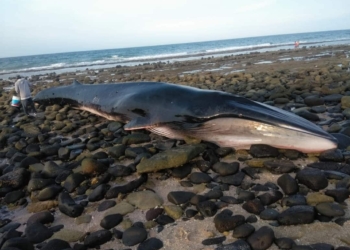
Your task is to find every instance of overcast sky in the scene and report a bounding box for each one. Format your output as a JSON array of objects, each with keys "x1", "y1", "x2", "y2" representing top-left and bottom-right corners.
[{"x1": 0, "y1": 0, "x2": 349, "y2": 58}]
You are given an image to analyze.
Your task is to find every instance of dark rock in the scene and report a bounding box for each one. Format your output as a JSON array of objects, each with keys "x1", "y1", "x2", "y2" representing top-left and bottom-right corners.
[
  {"x1": 4, "y1": 190, "x2": 25, "y2": 204},
  {"x1": 275, "y1": 237, "x2": 296, "y2": 249},
  {"x1": 311, "y1": 106, "x2": 327, "y2": 113},
  {"x1": 146, "y1": 208, "x2": 164, "y2": 221},
  {"x1": 246, "y1": 215, "x2": 258, "y2": 223},
  {"x1": 278, "y1": 205, "x2": 315, "y2": 225},
  {"x1": 232, "y1": 223, "x2": 255, "y2": 238},
  {"x1": 258, "y1": 190, "x2": 283, "y2": 205},
  {"x1": 296, "y1": 168, "x2": 328, "y2": 191},
  {"x1": 58, "y1": 147, "x2": 70, "y2": 160},
  {"x1": 80, "y1": 157, "x2": 108, "y2": 176},
  {"x1": 277, "y1": 174, "x2": 299, "y2": 195},
  {"x1": 171, "y1": 163, "x2": 192, "y2": 179},
  {"x1": 1, "y1": 237, "x2": 34, "y2": 250},
  {"x1": 108, "y1": 165, "x2": 133, "y2": 177},
  {"x1": 27, "y1": 211, "x2": 54, "y2": 225},
  {"x1": 42, "y1": 161, "x2": 68, "y2": 178},
  {"x1": 122, "y1": 133, "x2": 150, "y2": 145},
  {"x1": 212, "y1": 162, "x2": 239, "y2": 176},
  {"x1": 137, "y1": 237, "x2": 164, "y2": 250},
  {"x1": 319, "y1": 149, "x2": 343, "y2": 162},
  {"x1": 197, "y1": 200, "x2": 217, "y2": 217},
  {"x1": 304, "y1": 96, "x2": 324, "y2": 107},
  {"x1": 325, "y1": 189, "x2": 350, "y2": 203},
  {"x1": 263, "y1": 160, "x2": 297, "y2": 174},
  {"x1": 202, "y1": 149, "x2": 219, "y2": 165},
  {"x1": 185, "y1": 209, "x2": 198, "y2": 218},
  {"x1": 58, "y1": 192, "x2": 84, "y2": 218},
  {"x1": 202, "y1": 236, "x2": 226, "y2": 245},
  {"x1": 25, "y1": 222, "x2": 53, "y2": 243},
  {"x1": 195, "y1": 160, "x2": 211, "y2": 172},
  {"x1": 41, "y1": 143, "x2": 60, "y2": 156},
  {"x1": 242, "y1": 167, "x2": 260, "y2": 179},
  {"x1": 237, "y1": 190, "x2": 255, "y2": 201},
  {"x1": 214, "y1": 209, "x2": 245, "y2": 233},
  {"x1": 37, "y1": 185, "x2": 62, "y2": 201},
  {"x1": 331, "y1": 133, "x2": 350, "y2": 150},
  {"x1": 249, "y1": 145, "x2": 279, "y2": 158},
  {"x1": 215, "y1": 239, "x2": 251, "y2": 250},
  {"x1": 215, "y1": 147, "x2": 234, "y2": 157},
  {"x1": 281, "y1": 194, "x2": 307, "y2": 207},
  {"x1": 259, "y1": 208, "x2": 279, "y2": 220},
  {"x1": 218, "y1": 171, "x2": 246, "y2": 186},
  {"x1": 189, "y1": 172, "x2": 212, "y2": 184},
  {"x1": 0, "y1": 222, "x2": 20, "y2": 233},
  {"x1": 307, "y1": 162, "x2": 350, "y2": 175},
  {"x1": 98, "y1": 200, "x2": 116, "y2": 212},
  {"x1": 88, "y1": 184, "x2": 109, "y2": 202},
  {"x1": 105, "y1": 174, "x2": 147, "y2": 199},
  {"x1": 0, "y1": 168, "x2": 29, "y2": 189},
  {"x1": 84, "y1": 229, "x2": 112, "y2": 248},
  {"x1": 310, "y1": 243, "x2": 334, "y2": 250},
  {"x1": 155, "y1": 215, "x2": 175, "y2": 225},
  {"x1": 19, "y1": 156, "x2": 39, "y2": 169},
  {"x1": 100, "y1": 213, "x2": 123, "y2": 229},
  {"x1": 122, "y1": 226, "x2": 148, "y2": 246},
  {"x1": 205, "y1": 189, "x2": 223, "y2": 199},
  {"x1": 247, "y1": 226, "x2": 274, "y2": 250},
  {"x1": 63, "y1": 173, "x2": 85, "y2": 193},
  {"x1": 220, "y1": 196, "x2": 243, "y2": 204},
  {"x1": 28, "y1": 178, "x2": 55, "y2": 192},
  {"x1": 296, "y1": 110, "x2": 320, "y2": 121},
  {"x1": 41, "y1": 239, "x2": 71, "y2": 250},
  {"x1": 167, "y1": 191, "x2": 195, "y2": 205},
  {"x1": 108, "y1": 144, "x2": 126, "y2": 158},
  {"x1": 242, "y1": 199, "x2": 265, "y2": 215},
  {"x1": 315, "y1": 202, "x2": 345, "y2": 217}
]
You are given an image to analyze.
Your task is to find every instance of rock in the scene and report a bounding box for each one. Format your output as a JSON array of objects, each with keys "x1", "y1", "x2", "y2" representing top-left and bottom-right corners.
[
  {"x1": 104, "y1": 201, "x2": 135, "y2": 216},
  {"x1": 259, "y1": 208, "x2": 279, "y2": 220},
  {"x1": 50, "y1": 228, "x2": 85, "y2": 242},
  {"x1": 163, "y1": 205, "x2": 183, "y2": 220},
  {"x1": 278, "y1": 205, "x2": 315, "y2": 225},
  {"x1": 122, "y1": 133, "x2": 151, "y2": 145},
  {"x1": 63, "y1": 173, "x2": 85, "y2": 193},
  {"x1": 80, "y1": 157, "x2": 108, "y2": 176},
  {"x1": 155, "y1": 214, "x2": 175, "y2": 225},
  {"x1": 277, "y1": 174, "x2": 299, "y2": 195},
  {"x1": 167, "y1": 191, "x2": 195, "y2": 205},
  {"x1": 296, "y1": 168, "x2": 328, "y2": 191},
  {"x1": 216, "y1": 239, "x2": 252, "y2": 250},
  {"x1": 332, "y1": 133, "x2": 350, "y2": 149},
  {"x1": 315, "y1": 202, "x2": 345, "y2": 217},
  {"x1": 136, "y1": 144, "x2": 205, "y2": 173},
  {"x1": 247, "y1": 226, "x2": 275, "y2": 250},
  {"x1": 137, "y1": 237, "x2": 164, "y2": 250},
  {"x1": 1, "y1": 237, "x2": 34, "y2": 250},
  {"x1": 108, "y1": 121, "x2": 123, "y2": 132},
  {"x1": 281, "y1": 194, "x2": 307, "y2": 207},
  {"x1": 98, "y1": 200, "x2": 116, "y2": 211},
  {"x1": 212, "y1": 162, "x2": 239, "y2": 176},
  {"x1": 304, "y1": 96, "x2": 324, "y2": 107},
  {"x1": 41, "y1": 143, "x2": 60, "y2": 156},
  {"x1": 275, "y1": 237, "x2": 296, "y2": 249},
  {"x1": 58, "y1": 192, "x2": 84, "y2": 218},
  {"x1": 88, "y1": 184, "x2": 109, "y2": 202},
  {"x1": 105, "y1": 174, "x2": 147, "y2": 199},
  {"x1": 218, "y1": 172, "x2": 246, "y2": 186},
  {"x1": 100, "y1": 214, "x2": 123, "y2": 229},
  {"x1": 126, "y1": 190, "x2": 163, "y2": 209},
  {"x1": 146, "y1": 208, "x2": 164, "y2": 221},
  {"x1": 27, "y1": 211, "x2": 54, "y2": 225},
  {"x1": 341, "y1": 96, "x2": 350, "y2": 109},
  {"x1": 202, "y1": 236, "x2": 226, "y2": 246},
  {"x1": 75, "y1": 214, "x2": 92, "y2": 225},
  {"x1": 41, "y1": 239, "x2": 71, "y2": 250},
  {"x1": 28, "y1": 178, "x2": 55, "y2": 192},
  {"x1": 232, "y1": 223, "x2": 255, "y2": 238},
  {"x1": 258, "y1": 190, "x2": 283, "y2": 205},
  {"x1": 325, "y1": 188, "x2": 350, "y2": 203},
  {"x1": 263, "y1": 160, "x2": 297, "y2": 174},
  {"x1": 25, "y1": 222, "x2": 53, "y2": 243},
  {"x1": 189, "y1": 172, "x2": 212, "y2": 184},
  {"x1": 0, "y1": 168, "x2": 28, "y2": 189},
  {"x1": 197, "y1": 200, "x2": 217, "y2": 217},
  {"x1": 108, "y1": 144, "x2": 126, "y2": 158},
  {"x1": 38, "y1": 185, "x2": 63, "y2": 201},
  {"x1": 306, "y1": 192, "x2": 334, "y2": 206},
  {"x1": 319, "y1": 149, "x2": 343, "y2": 162},
  {"x1": 242, "y1": 199, "x2": 265, "y2": 215},
  {"x1": 249, "y1": 144, "x2": 279, "y2": 158},
  {"x1": 27, "y1": 200, "x2": 58, "y2": 213},
  {"x1": 122, "y1": 225, "x2": 148, "y2": 246},
  {"x1": 214, "y1": 210, "x2": 245, "y2": 233},
  {"x1": 4, "y1": 190, "x2": 25, "y2": 204},
  {"x1": 84, "y1": 229, "x2": 112, "y2": 248},
  {"x1": 171, "y1": 163, "x2": 192, "y2": 179}
]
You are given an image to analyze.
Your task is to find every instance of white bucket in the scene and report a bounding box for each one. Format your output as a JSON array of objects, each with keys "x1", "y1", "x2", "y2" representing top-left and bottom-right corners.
[{"x1": 11, "y1": 96, "x2": 20, "y2": 107}]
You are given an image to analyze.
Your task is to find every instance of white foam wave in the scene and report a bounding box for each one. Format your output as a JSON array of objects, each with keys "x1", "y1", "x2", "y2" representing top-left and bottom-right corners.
[{"x1": 206, "y1": 43, "x2": 272, "y2": 53}]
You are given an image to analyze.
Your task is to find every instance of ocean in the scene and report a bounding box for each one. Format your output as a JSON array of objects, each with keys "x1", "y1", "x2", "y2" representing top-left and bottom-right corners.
[{"x1": 1, "y1": 29, "x2": 350, "y2": 79}]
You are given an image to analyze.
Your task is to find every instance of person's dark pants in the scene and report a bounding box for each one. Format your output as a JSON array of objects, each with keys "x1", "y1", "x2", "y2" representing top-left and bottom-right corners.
[{"x1": 21, "y1": 98, "x2": 37, "y2": 115}]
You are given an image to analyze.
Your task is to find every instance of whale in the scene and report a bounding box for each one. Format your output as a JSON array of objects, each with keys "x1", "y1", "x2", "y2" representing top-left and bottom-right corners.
[{"x1": 33, "y1": 80, "x2": 337, "y2": 153}]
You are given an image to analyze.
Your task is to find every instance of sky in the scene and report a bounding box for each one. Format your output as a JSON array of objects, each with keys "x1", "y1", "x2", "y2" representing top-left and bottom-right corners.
[{"x1": 0, "y1": 0, "x2": 349, "y2": 58}]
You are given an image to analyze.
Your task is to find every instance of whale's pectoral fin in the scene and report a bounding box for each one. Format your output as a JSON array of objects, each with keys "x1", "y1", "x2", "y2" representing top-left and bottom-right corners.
[{"x1": 124, "y1": 117, "x2": 155, "y2": 130}]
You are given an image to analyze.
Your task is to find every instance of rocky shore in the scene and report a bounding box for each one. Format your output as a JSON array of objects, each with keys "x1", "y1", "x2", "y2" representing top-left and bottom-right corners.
[{"x1": 0, "y1": 44, "x2": 350, "y2": 250}]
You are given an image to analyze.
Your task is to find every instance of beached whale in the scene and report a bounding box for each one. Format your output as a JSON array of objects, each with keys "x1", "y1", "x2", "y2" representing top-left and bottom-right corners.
[{"x1": 33, "y1": 80, "x2": 337, "y2": 153}]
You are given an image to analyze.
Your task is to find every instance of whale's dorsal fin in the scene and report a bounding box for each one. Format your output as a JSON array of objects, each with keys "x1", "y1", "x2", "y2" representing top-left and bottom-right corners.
[{"x1": 72, "y1": 79, "x2": 82, "y2": 85}]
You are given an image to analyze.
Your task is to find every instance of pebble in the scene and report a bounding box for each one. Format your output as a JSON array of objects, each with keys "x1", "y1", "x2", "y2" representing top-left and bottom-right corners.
[
  {"x1": 41, "y1": 239, "x2": 71, "y2": 250},
  {"x1": 202, "y1": 236, "x2": 226, "y2": 246},
  {"x1": 4, "y1": 190, "x2": 25, "y2": 204},
  {"x1": 277, "y1": 174, "x2": 299, "y2": 195},
  {"x1": 263, "y1": 160, "x2": 297, "y2": 174},
  {"x1": 189, "y1": 172, "x2": 212, "y2": 184},
  {"x1": 218, "y1": 171, "x2": 246, "y2": 186},
  {"x1": 100, "y1": 213, "x2": 123, "y2": 229},
  {"x1": 215, "y1": 239, "x2": 252, "y2": 250},
  {"x1": 155, "y1": 214, "x2": 175, "y2": 225},
  {"x1": 214, "y1": 209, "x2": 245, "y2": 233},
  {"x1": 171, "y1": 163, "x2": 192, "y2": 178},
  {"x1": 167, "y1": 191, "x2": 195, "y2": 205},
  {"x1": 146, "y1": 208, "x2": 164, "y2": 221},
  {"x1": 278, "y1": 205, "x2": 315, "y2": 225},
  {"x1": 296, "y1": 168, "x2": 328, "y2": 191},
  {"x1": 319, "y1": 149, "x2": 344, "y2": 162},
  {"x1": 249, "y1": 144, "x2": 279, "y2": 158},
  {"x1": 212, "y1": 162, "x2": 239, "y2": 176},
  {"x1": 25, "y1": 222, "x2": 53, "y2": 243},
  {"x1": 98, "y1": 200, "x2": 116, "y2": 212},
  {"x1": 197, "y1": 200, "x2": 217, "y2": 217},
  {"x1": 88, "y1": 184, "x2": 109, "y2": 202},
  {"x1": 247, "y1": 226, "x2": 275, "y2": 250},
  {"x1": 259, "y1": 208, "x2": 279, "y2": 220},
  {"x1": 104, "y1": 201, "x2": 135, "y2": 216},
  {"x1": 315, "y1": 202, "x2": 345, "y2": 217},
  {"x1": 126, "y1": 190, "x2": 163, "y2": 209},
  {"x1": 27, "y1": 211, "x2": 54, "y2": 225},
  {"x1": 163, "y1": 205, "x2": 183, "y2": 220},
  {"x1": 232, "y1": 223, "x2": 255, "y2": 238},
  {"x1": 122, "y1": 225, "x2": 148, "y2": 246},
  {"x1": 37, "y1": 184, "x2": 63, "y2": 201},
  {"x1": 105, "y1": 174, "x2": 147, "y2": 199},
  {"x1": 1, "y1": 237, "x2": 34, "y2": 250},
  {"x1": 63, "y1": 173, "x2": 85, "y2": 193},
  {"x1": 325, "y1": 188, "x2": 350, "y2": 203},
  {"x1": 242, "y1": 199, "x2": 265, "y2": 215},
  {"x1": 281, "y1": 194, "x2": 307, "y2": 207},
  {"x1": 137, "y1": 237, "x2": 164, "y2": 250},
  {"x1": 258, "y1": 190, "x2": 283, "y2": 205},
  {"x1": 58, "y1": 192, "x2": 84, "y2": 218},
  {"x1": 84, "y1": 229, "x2": 112, "y2": 248},
  {"x1": 275, "y1": 237, "x2": 296, "y2": 249}
]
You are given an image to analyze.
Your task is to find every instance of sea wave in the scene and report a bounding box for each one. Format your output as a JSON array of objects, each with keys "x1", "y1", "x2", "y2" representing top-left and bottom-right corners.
[{"x1": 206, "y1": 43, "x2": 272, "y2": 53}]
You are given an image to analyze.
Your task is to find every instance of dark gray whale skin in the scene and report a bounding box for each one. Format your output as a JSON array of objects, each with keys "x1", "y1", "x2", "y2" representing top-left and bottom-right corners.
[{"x1": 33, "y1": 80, "x2": 337, "y2": 152}]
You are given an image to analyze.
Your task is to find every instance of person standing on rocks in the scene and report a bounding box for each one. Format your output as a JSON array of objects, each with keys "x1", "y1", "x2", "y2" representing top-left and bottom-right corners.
[{"x1": 14, "y1": 76, "x2": 37, "y2": 117}]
